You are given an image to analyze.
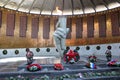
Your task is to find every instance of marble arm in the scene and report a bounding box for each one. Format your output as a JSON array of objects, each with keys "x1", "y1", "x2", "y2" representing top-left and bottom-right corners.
[{"x1": 55, "y1": 20, "x2": 60, "y2": 28}]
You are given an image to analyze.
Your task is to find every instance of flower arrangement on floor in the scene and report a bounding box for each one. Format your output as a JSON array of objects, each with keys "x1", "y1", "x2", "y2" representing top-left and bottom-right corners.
[
  {"x1": 26, "y1": 64, "x2": 42, "y2": 72},
  {"x1": 107, "y1": 59, "x2": 120, "y2": 67},
  {"x1": 85, "y1": 54, "x2": 97, "y2": 69},
  {"x1": 88, "y1": 54, "x2": 97, "y2": 63},
  {"x1": 63, "y1": 49, "x2": 80, "y2": 64},
  {"x1": 54, "y1": 63, "x2": 64, "y2": 70}
]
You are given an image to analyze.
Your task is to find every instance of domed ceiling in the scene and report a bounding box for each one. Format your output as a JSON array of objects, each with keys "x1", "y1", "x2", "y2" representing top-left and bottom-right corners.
[{"x1": 0, "y1": 0, "x2": 120, "y2": 15}]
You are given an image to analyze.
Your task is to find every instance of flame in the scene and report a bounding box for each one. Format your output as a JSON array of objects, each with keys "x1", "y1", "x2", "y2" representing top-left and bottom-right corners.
[{"x1": 56, "y1": 6, "x2": 62, "y2": 15}]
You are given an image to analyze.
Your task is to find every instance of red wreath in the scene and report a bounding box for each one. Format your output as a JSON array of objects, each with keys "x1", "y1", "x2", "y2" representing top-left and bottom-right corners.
[
  {"x1": 26, "y1": 64, "x2": 42, "y2": 72},
  {"x1": 54, "y1": 63, "x2": 64, "y2": 70},
  {"x1": 64, "y1": 50, "x2": 80, "y2": 62},
  {"x1": 88, "y1": 55, "x2": 97, "y2": 62}
]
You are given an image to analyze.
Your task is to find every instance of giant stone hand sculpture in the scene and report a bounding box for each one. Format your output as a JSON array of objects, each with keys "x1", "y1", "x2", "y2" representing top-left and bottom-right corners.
[{"x1": 53, "y1": 16, "x2": 69, "y2": 58}]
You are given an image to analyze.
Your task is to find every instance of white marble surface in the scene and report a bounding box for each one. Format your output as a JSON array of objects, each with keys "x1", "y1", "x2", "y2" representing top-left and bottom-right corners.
[{"x1": 0, "y1": 43, "x2": 120, "y2": 60}]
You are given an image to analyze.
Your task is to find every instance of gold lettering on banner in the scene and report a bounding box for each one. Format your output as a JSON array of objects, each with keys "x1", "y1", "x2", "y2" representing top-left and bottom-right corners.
[
  {"x1": 38, "y1": 17, "x2": 43, "y2": 39},
  {"x1": 1, "y1": 10, "x2": 7, "y2": 37},
  {"x1": 82, "y1": 17, "x2": 87, "y2": 38},
  {"x1": 26, "y1": 15, "x2": 32, "y2": 38},
  {"x1": 37, "y1": 16, "x2": 43, "y2": 46},
  {"x1": 94, "y1": 16, "x2": 99, "y2": 38},
  {"x1": 72, "y1": 18, "x2": 76, "y2": 39},
  {"x1": 49, "y1": 17, "x2": 54, "y2": 46},
  {"x1": 14, "y1": 13, "x2": 20, "y2": 37},
  {"x1": 106, "y1": 13, "x2": 112, "y2": 37}
]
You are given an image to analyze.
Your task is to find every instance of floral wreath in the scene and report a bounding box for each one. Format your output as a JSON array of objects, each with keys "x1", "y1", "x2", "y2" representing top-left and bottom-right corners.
[
  {"x1": 63, "y1": 49, "x2": 80, "y2": 63},
  {"x1": 54, "y1": 63, "x2": 64, "y2": 70},
  {"x1": 107, "y1": 59, "x2": 120, "y2": 67},
  {"x1": 88, "y1": 54, "x2": 97, "y2": 63},
  {"x1": 26, "y1": 64, "x2": 42, "y2": 72}
]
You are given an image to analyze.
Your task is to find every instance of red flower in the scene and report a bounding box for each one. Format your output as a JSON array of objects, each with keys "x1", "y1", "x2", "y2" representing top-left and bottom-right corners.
[
  {"x1": 64, "y1": 50, "x2": 80, "y2": 62},
  {"x1": 88, "y1": 55, "x2": 97, "y2": 62},
  {"x1": 107, "y1": 60, "x2": 117, "y2": 66},
  {"x1": 89, "y1": 56, "x2": 96, "y2": 59},
  {"x1": 27, "y1": 64, "x2": 42, "y2": 71},
  {"x1": 54, "y1": 63, "x2": 64, "y2": 70}
]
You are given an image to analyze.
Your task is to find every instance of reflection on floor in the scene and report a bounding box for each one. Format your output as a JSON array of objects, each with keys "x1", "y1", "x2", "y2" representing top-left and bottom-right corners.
[
  {"x1": 0, "y1": 61, "x2": 25, "y2": 72},
  {"x1": 0, "y1": 57, "x2": 57, "y2": 72}
]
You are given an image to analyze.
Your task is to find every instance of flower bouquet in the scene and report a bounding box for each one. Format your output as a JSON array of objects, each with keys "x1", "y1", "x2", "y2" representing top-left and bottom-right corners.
[
  {"x1": 88, "y1": 54, "x2": 97, "y2": 63},
  {"x1": 107, "y1": 59, "x2": 120, "y2": 67},
  {"x1": 54, "y1": 63, "x2": 64, "y2": 70},
  {"x1": 26, "y1": 64, "x2": 42, "y2": 72},
  {"x1": 64, "y1": 50, "x2": 80, "y2": 64}
]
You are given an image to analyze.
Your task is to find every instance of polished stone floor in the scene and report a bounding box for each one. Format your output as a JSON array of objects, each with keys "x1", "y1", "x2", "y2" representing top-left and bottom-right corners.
[
  {"x1": 0, "y1": 55, "x2": 119, "y2": 72},
  {"x1": 0, "y1": 61, "x2": 25, "y2": 72},
  {"x1": 0, "y1": 56, "x2": 120, "y2": 80},
  {"x1": 0, "y1": 56, "x2": 102, "y2": 72},
  {"x1": 0, "y1": 57, "x2": 62, "y2": 72}
]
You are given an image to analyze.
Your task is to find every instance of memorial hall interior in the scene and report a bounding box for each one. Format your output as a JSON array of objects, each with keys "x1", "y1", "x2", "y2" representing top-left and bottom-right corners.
[{"x1": 0, "y1": 0, "x2": 120, "y2": 80}]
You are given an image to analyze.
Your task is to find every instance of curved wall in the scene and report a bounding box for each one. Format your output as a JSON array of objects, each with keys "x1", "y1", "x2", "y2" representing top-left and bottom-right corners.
[
  {"x1": 0, "y1": 8, "x2": 120, "y2": 48},
  {"x1": 0, "y1": 43, "x2": 120, "y2": 61}
]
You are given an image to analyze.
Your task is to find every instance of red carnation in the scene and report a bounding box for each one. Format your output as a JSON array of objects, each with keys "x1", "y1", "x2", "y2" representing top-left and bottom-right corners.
[{"x1": 54, "y1": 63, "x2": 64, "y2": 70}]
